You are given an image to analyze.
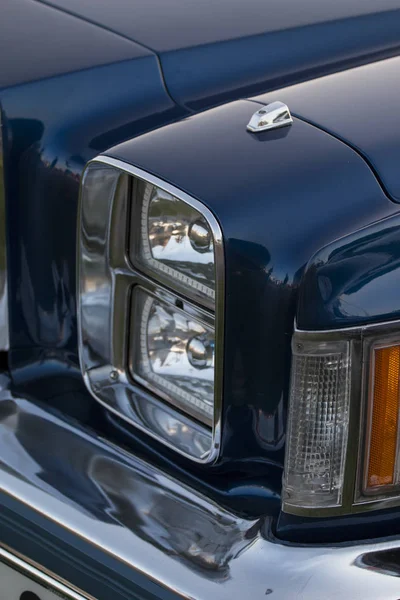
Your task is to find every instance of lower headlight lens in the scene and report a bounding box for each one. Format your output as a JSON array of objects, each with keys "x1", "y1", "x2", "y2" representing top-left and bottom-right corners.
[
  {"x1": 131, "y1": 287, "x2": 215, "y2": 426},
  {"x1": 284, "y1": 338, "x2": 351, "y2": 510}
]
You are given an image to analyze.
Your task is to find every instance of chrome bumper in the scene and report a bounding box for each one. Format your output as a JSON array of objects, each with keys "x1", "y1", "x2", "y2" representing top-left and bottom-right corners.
[{"x1": 0, "y1": 375, "x2": 400, "y2": 600}]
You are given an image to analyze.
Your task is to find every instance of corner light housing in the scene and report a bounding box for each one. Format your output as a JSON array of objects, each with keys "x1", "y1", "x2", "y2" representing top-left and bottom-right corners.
[
  {"x1": 77, "y1": 156, "x2": 224, "y2": 463},
  {"x1": 284, "y1": 323, "x2": 400, "y2": 517}
]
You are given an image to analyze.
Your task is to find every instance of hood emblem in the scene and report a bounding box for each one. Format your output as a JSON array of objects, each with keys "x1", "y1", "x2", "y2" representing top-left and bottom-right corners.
[{"x1": 247, "y1": 101, "x2": 293, "y2": 133}]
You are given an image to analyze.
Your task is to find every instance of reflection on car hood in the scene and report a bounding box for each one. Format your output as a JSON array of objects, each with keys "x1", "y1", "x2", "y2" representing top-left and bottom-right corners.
[
  {"x1": 253, "y1": 55, "x2": 400, "y2": 203},
  {"x1": 34, "y1": 0, "x2": 400, "y2": 110}
]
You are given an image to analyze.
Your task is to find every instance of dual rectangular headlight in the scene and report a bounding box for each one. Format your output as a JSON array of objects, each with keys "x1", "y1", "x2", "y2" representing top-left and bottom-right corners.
[
  {"x1": 128, "y1": 178, "x2": 218, "y2": 426},
  {"x1": 284, "y1": 327, "x2": 400, "y2": 515},
  {"x1": 78, "y1": 157, "x2": 223, "y2": 462}
]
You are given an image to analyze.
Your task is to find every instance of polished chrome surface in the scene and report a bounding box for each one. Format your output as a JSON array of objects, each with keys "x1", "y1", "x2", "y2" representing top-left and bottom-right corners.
[
  {"x1": 188, "y1": 220, "x2": 212, "y2": 253},
  {"x1": 187, "y1": 336, "x2": 213, "y2": 369},
  {"x1": 0, "y1": 112, "x2": 9, "y2": 351},
  {"x1": 0, "y1": 543, "x2": 91, "y2": 600},
  {"x1": 246, "y1": 101, "x2": 293, "y2": 133},
  {"x1": 1, "y1": 381, "x2": 400, "y2": 599},
  {"x1": 77, "y1": 156, "x2": 224, "y2": 463}
]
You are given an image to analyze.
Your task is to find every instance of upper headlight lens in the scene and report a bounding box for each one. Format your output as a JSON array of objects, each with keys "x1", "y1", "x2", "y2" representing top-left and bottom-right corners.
[{"x1": 131, "y1": 181, "x2": 216, "y2": 306}]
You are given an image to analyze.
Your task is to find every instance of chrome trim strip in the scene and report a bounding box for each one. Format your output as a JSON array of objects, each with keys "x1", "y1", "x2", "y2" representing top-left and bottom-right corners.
[
  {"x1": 0, "y1": 543, "x2": 92, "y2": 600},
  {"x1": 1, "y1": 384, "x2": 400, "y2": 599},
  {"x1": 0, "y1": 111, "x2": 9, "y2": 351},
  {"x1": 295, "y1": 317, "x2": 400, "y2": 336},
  {"x1": 77, "y1": 156, "x2": 225, "y2": 463}
]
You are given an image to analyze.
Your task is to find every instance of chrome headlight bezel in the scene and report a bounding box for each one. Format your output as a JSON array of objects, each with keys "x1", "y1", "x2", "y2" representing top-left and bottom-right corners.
[
  {"x1": 0, "y1": 111, "x2": 9, "y2": 352},
  {"x1": 77, "y1": 156, "x2": 224, "y2": 464}
]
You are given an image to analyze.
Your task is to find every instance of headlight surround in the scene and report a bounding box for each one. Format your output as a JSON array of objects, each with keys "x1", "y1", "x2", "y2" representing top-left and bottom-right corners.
[
  {"x1": 284, "y1": 324, "x2": 400, "y2": 516},
  {"x1": 78, "y1": 157, "x2": 224, "y2": 463}
]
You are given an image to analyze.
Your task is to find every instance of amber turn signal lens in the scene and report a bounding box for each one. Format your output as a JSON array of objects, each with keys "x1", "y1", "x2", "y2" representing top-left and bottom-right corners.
[{"x1": 367, "y1": 345, "x2": 400, "y2": 489}]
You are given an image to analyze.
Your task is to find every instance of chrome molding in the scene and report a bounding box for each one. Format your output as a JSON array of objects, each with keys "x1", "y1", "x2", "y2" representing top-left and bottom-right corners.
[
  {"x1": 77, "y1": 156, "x2": 224, "y2": 463},
  {"x1": 0, "y1": 111, "x2": 9, "y2": 351},
  {"x1": 295, "y1": 317, "x2": 400, "y2": 336},
  {"x1": 0, "y1": 543, "x2": 91, "y2": 600},
  {"x1": 285, "y1": 319, "x2": 400, "y2": 517},
  {"x1": 246, "y1": 101, "x2": 293, "y2": 133},
  {"x1": 0, "y1": 380, "x2": 400, "y2": 599}
]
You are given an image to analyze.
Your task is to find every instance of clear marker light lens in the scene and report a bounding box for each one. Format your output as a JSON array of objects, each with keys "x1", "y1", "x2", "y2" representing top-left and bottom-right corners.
[
  {"x1": 134, "y1": 182, "x2": 216, "y2": 304},
  {"x1": 131, "y1": 287, "x2": 215, "y2": 426},
  {"x1": 283, "y1": 338, "x2": 351, "y2": 510}
]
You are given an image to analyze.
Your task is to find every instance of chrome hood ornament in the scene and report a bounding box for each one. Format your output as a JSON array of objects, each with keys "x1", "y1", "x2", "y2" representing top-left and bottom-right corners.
[{"x1": 247, "y1": 101, "x2": 293, "y2": 133}]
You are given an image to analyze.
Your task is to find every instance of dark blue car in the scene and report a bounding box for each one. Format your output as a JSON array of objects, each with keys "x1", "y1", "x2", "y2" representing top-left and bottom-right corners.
[{"x1": 1, "y1": 1, "x2": 400, "y2": 598}]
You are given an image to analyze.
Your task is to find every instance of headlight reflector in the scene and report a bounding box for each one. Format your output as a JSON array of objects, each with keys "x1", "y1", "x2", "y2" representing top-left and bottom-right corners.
[{"x1": 131, "y1": 287, "x2": 215, "y2": 426}]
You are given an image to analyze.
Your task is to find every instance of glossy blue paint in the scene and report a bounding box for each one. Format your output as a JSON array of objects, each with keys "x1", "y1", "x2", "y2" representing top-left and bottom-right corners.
[
  {"x1": 0, "y1": 0, "x2": 151, "y2": 90},
  {"x1": 0, "y1": 49, "x2": 187, "y2": 382},
  {"x1": 298, "y1": 212, "x2": 400, "y2": 330},
  {"x1": 2, "y1": 394, "x2": 400, "y2": 596},
  {"x1": 0, "y1": 388, "x2": 270, "y2": 595},
  {"x1": 1, "y1": 0, "x2": 400, "y2": 542},
  {"x1": 252, "y1": 55, "x2": 400, "y2": 203},
  {"x1": 102, "y1": 410, "x2": 281, "y2": 517},
  {"x1": 106, "y1": 99, "x2": 396, "y2": 467},
  {"x1": 36, "y1": 0, "x2": 400, "y2": 110}
]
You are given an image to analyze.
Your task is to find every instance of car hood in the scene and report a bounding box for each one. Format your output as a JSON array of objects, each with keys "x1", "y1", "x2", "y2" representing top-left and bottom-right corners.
[
  {"x1": 252, "y1": 55, "x2": 400, "y2": 203},
  {"x1": 36, "y1": 0, "x2": 400, "y2": 110}
]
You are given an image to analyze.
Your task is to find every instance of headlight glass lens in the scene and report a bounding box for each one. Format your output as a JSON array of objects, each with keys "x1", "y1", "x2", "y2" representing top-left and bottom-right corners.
[
  {"x1": 131, "y1": 287, "x2": 215, "y2": 426},
  {"x1": 132, "y1": 181, "x2": 216, "y2": 305}
]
